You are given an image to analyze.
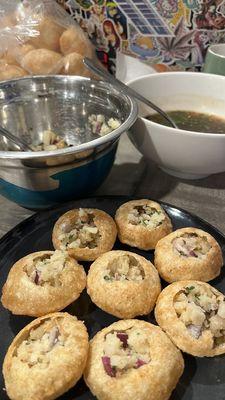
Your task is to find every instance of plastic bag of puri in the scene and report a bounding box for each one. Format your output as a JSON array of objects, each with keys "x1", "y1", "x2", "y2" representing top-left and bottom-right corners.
[{"x1": 0, "y1": 0, "x2": 97, "y2": 82}]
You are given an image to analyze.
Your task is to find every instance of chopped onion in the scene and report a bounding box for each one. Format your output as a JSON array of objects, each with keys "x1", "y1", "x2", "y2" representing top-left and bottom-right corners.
[
  {"x1": 34, "y1": 270, "x2": 40, "y2": 285},
  {"x1": 102, "y1": 356, "x2": 116, "y2": 377},
  {"x1": 48, "y1": 327, "x2": 60, "y2": 350},
  {"x1": 187, "y1": 324, "x2": 202, "y2": 339},
  {"x1": 136, "y1": 359, "x2": 147, "y2": 368},
  {"x1": 116, "y1": 332, "x2": 128, "y2": 349}
]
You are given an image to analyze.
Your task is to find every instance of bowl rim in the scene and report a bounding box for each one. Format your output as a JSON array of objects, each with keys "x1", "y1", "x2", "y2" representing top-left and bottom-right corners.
[
  {"x1": 0, "y1": 75, "x2": 138, "y2": 160},
  {"x1": 207, "y1": 43, "x2": 225, "y2": 59},
  {"x1": 127, "y1": 71, "x2": 225, "y2": 137}
]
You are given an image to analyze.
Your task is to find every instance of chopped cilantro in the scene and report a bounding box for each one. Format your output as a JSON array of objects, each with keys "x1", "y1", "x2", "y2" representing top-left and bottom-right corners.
[{"x1": 186, "y1": 286, "x2": 195, "y2": 293}]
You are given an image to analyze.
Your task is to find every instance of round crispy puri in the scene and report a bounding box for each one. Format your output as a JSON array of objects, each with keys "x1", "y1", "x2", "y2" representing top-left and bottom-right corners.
[
  {"x1": 21, "y1": 48, "x2": 62, "y2": 74},
  {"x1": 154, "y1": 227, "x2": 223, "y2": 283},
  {"x1": 52, "y1": 208, "x2": 117, "y2": 261},
  {"x1": 155, "y1": 281, "x2": 225, "y2": 357},
  {"x1": 59, "y1": 26, "x2": 93, "y2": 57},
  {"x1": 1, "y1": 250, "x2": 86, "y2": 317},
  {"x1": 84, "y1": 319, "x2": 184, "y2": 400},
  {"x1": 28, "y1": 17, "x2": 64, "y2": 52},
  {"x1": 115, "y1": 200, "x2": 172, "y2": 250},
  {"x1": 0, "y1": 64, "x2": 27, "y2": 81},
  {"x1": 3, "y1": 312, "x2": 89, "y2": 400},
  {"x1": 61, "y1": 52, "x2": 93, "y2": 77},
  {"x1": 87, "y1": 250, "x2": 161, "y2": 318}
]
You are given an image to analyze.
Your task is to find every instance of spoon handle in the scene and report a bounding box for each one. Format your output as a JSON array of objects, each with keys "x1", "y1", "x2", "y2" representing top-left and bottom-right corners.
[
  {"x1": 0, "y1": 126, "x2": 32, "y2": 151},
  {"x1": 83, "y1": 57, "x2": 177, "y2": 129}
]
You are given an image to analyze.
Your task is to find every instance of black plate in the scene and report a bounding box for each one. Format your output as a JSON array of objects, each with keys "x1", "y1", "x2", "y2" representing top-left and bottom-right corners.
[{"x1": 0, "y1": 196, "x2": 225, "y2": 400}]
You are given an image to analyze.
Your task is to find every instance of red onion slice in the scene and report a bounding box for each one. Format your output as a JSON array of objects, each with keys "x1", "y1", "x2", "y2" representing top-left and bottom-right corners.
[
  {"x1": 116, "y1": 332, "x2": 128, "y2": 348},
  {"x1": 189, "y1": 250, "x2": 198, "y2": 258},
  {"x1": 34, "y1": 270, "x2": 40, "y2": 285},
  {"x1": 102, "y1": 356, "x2": 116, "y2": 377},
  {"x1": 136, "y1": 359, "x2": 147, "y2": 368},
  {"x1": 96, "y1": 122, "x2": 102, "y2": 134}
]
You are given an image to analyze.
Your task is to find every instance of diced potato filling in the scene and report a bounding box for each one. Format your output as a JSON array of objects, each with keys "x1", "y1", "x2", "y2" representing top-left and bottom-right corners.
[
  {"x1": 88, "y1": 114, "x2": 121, "y2": 136},
  {"x1": 15, "y1": 320, "x2": 64, "y2": 368},
  {"x1": 58, "y1": 209, "x2": 100, "y2": 250},
  {"x1": 174, "y1": 284, "x2": 225, "y2": 344},
  {"x1": 128, "y1": 205, "x2": 165, "y2": 229},
  {"x1": 31, "y1": 114, "x2": 122, "y2": 152},
  {"x1": 173, "y1": 233, "x2": 211, "y2": 258},
  {"x1": 104, "y1": 254, "x2": 145, "y2": 282},
  {"x1": 25, "y1": 250, "x2": 67, "y2": 287},
  {"x1": 102, "y1": 328, "x2": 150, "y2": 377},
  {"x1": 31, "y1": 130, "x2": 69, "y2": 151}
]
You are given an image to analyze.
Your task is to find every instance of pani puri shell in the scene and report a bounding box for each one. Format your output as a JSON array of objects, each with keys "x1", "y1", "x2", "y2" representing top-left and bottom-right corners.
[
  {"x1": 2, "y1": 44, "x2": 36, "y2": 67},
  {"x1": 3, "y1": 312, "x2": 88, "y2": 400},
  {"x1": 62, "y1": 52, "x2": 92, "y2": 77},
  {"x1": 2, "y1": 52, "x2": 20, "y2": 66},
  {"x1": 59, "y1": 26, "x2": 93, "y2": 57},
  {"x1": 154, "y1": 227, "x2": 223, "y2": 283},
  {"x1": 52, "y1": 208, "x2": 117, "y2": 261},
  {"x1": 21, "y1": 48, "x2": 62, "y2": 74},
  {"x1": 115, "y1": 199, "x2": 172, "y2": 250},
  {"x1": 84, "y1": 319, "x2": 184, "y2": 400},
  {"x1": 87, "y1": 250, "x2": 161, "y2": 318},
  {"x1": 155, "y1": 281, "x2": 225, "y2": 357},
  {"x1": 1, "y1": 250, "x2": 86, "y2": 317},
  {"x1": 0, "y1": 64, "x2": 27, "y2": 81},
  {"x1": 15, "y1": 44, "x2": 36, "y2": 62},
  {"x1": 28, "y1": 17, "x2": 64, "y2": 52}
]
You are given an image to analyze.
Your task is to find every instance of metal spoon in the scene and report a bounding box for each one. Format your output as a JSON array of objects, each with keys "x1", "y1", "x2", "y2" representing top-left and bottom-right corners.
[
  {"x1": 83, "y1": 57, "x2": 178, "y2": 129},
  {"x1": 0, "y1": 126, "x2": 32, "y2": 151}
]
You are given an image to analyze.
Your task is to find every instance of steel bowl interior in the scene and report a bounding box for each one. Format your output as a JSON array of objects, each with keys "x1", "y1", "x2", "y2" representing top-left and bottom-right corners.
[{"x1": 0, "y1": 75, "x2": 137, "y2": 161}]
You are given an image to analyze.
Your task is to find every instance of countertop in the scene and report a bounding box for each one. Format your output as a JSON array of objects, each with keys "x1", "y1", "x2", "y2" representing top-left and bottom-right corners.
[{"x1": 0, "y1": 134, "x2": 225, "y2": 238}]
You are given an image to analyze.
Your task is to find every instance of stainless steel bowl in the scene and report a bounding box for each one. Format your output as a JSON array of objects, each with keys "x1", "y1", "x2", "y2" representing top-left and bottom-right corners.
[
  {"x1": 0, "y1": 75, "x2": 137, "y2": 208},
  {"x1": 0, "y1": 75, "x2": 137, "y2": 165}
]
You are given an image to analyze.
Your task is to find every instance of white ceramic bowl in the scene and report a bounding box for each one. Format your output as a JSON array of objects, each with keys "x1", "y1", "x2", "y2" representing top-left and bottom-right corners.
[{"x1": 127, "y1": 72, "x2": 225, "y2": 179}]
